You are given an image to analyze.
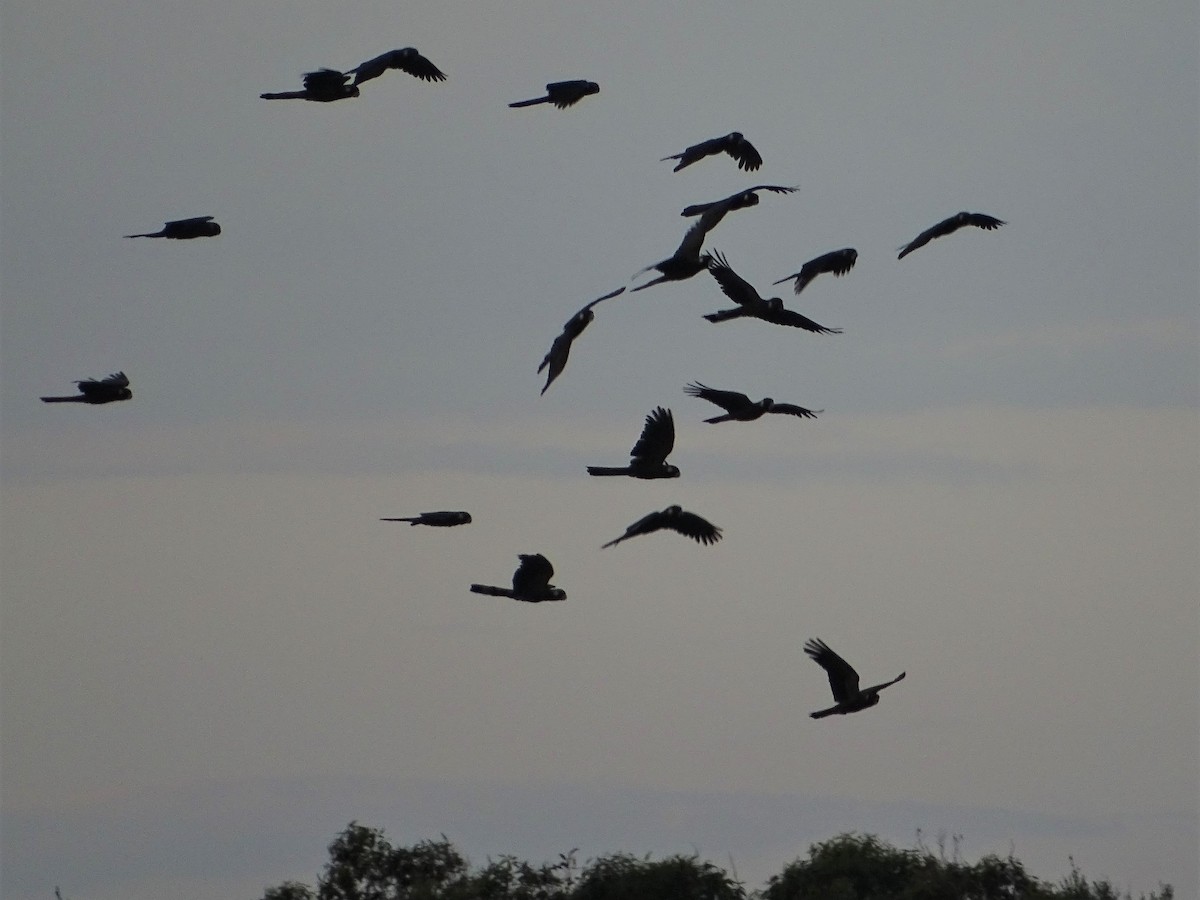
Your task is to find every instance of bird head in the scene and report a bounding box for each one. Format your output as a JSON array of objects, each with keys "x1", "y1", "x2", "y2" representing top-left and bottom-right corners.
[
  {"x1": 455, "y1": 512, "x2": 473, "y2": 524},
  {"x1": 663, "y1": 505, "x2": 683, "y2": 516},
  {"x1": 663, "y1": 465, "x2": 681, "y2": 478},
  {"x1": 548, "y1": 588, "x2": 567, "y2": 602},
  {"x1": 761, "y1": 398, "x2": 774, "y2": 409},
  {"x1": 765, "y1": 297, "x2": 783, "y2": 311}
]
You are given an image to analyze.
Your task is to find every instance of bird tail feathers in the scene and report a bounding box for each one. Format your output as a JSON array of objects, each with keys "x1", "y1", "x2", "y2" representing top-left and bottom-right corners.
[
  {"x1": 470, "y1": 584, "x2": 514, "y2": 597},
  {"x1": 509, "y1": 96, "x2": 550, "y2": 107},
  {"x1": 586, "y1": 466, "x2": 629, "y2": 476}
]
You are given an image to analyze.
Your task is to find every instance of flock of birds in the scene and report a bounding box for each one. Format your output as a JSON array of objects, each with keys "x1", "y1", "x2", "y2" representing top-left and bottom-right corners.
[{"x1": 39, "y1": 47, "x2": 1007, "y2": 719}]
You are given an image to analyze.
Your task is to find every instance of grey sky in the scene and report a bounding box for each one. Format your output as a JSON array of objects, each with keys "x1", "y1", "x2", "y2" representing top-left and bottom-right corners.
[{"x1": 2, "y1": 3, "x2": 1197, "y2": 900}]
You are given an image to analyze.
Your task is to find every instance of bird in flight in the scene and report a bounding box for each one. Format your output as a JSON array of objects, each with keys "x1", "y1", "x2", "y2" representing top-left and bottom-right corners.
[
  {"x1": 260, "y1": 68, "x2": 361, "y2": 102},
  {"x1": 347, "y1": 48, "x2": 446, "y2": 86},
  {"x1": 897, "y1": 211, "x2": 1005, "y2": 259},
  {"x1": 680, "y1": 184, "x2": 798, "y2": 218},
  {"x1": 124, "y1": 216, "x2": 221, "y2": 239},
  {"x1": 470, "y1": 553, "x2": 566, "y2": 603},
  {"x1": 380, "y1": 511, "x2": 471, "y2": 527},
  {"x1": 804, "y1": 638, "x2": 906, "y2": 718},
  {"x1": 773, "y1": 248, "x2": 858, "y2": 295},
  {"x1": 703, "y1": 252, "x2": 842, "y2": 333},
  {"x1": 630, "y1": 206, "x2": 726, "y2": 293},
  {"x1": 41, "y1": 371, "x2": 131, "y2": 404},
  {"x1": 587, "y1": 407, "x2": 680, "y2": 479},
  {"x1": 602, "y1": 505, "x2": 722, "y2": 548},
  {"x1": 684, "y1": 382, "x2": 819, "y2": 423},
  {"x1": 509, "y1": 80, "x2": 599, "y2": 109},
  {"x1": 538, "y1": 287, "x2": 626, "y2": 394},
  {"x1": 662, "y1": 132, "x2": 762, "y2": 172}
]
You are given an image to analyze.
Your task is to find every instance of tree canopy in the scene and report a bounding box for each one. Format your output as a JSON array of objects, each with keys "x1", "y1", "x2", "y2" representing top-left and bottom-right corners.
[{"x1": 261, "y1": 823, "x2": 1172, "y2": 900}]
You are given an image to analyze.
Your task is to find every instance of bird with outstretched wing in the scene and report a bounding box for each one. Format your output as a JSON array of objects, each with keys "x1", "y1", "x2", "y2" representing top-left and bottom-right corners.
[
  {"x1": 897, "y1": 211, "x2": 1005, "y2": 259},
  {"x1": 804, "y1": 638, "x2": 906, "y2": 718},
  {"x1": 602, "y1": 505, "x2": 722, "y2": 548},
  {"x1": 587, "y1": 407, "x2": 680, "y2": 479},
  {"x1": 684, "y1": 382, "x2": 820, "y2": 423},
  {"x1": 662, "y1": 132, "x2": 762, "y2": 172},
  {"x1": 538, "y1": 287, "x2": 625, "y2": 394}
]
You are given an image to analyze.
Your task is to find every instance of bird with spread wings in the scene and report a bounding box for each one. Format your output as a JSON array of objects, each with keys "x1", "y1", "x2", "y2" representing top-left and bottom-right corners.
[
  {"x1": 680, "y1": 184, "x2": 797, "y2": 218},
  {"x1": 684, "y1": 382, "x2": 820, "y2": 423},
  {"x1": 773, "y1": 247, "x2": 858, "y2": 295},
  {"x1": 804, "y1": 638, "x2": 906, "y2": 718},
  {"x1": 538, "y1": 287, "x2": 625, "y2": 394},
  {"x1": 470, "y1": 554, "x2": 566, "y2": 603},
  {"x1": 897, "y1": 211, "x2": 1005, "y2": 259},
  {"x1": 602, "y1": 505, "x2": 722, "y2": 549},
  {"x1": 662, "y1": 132, "x2": 763, "y2": 172},
  {"x1": 703, "y1": 252, "x2": 842, "y2": 333},
  {"x1": 587, "y1": 407, "x2": 680, "y2": 479},
  {"x1": 347, "y1": 47, "x2": 446, "y2": 86}
]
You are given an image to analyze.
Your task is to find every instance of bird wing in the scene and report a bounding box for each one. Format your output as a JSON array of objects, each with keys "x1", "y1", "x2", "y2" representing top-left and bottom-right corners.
[
  {"x1": 804, "y1": 638, "x2": 861, "y2": 702},
  {"x1": 679, "y1": 185, "x2": 795, "y2": 217},
  {"x1": 513, "y1": 553, "x2": 554, "y2": 593},
  {"x1": 672, "y1": 211, "x2": 720, "y2": 259},
  {"x1": 99, "y1": 371, "x2": 129, "y2": 388},
  {"x1": 304, "y1": 68, "x2": 351, "y2": 89},
  {"x1": 809, "y1": 247, "x2": 858, "y2": 277},
  {"x1": 723, "y1": 135, "x2": 763, "y2": 171},
  {"x1": 630, "y1": 406, "x2": 675, "y2": 464},
  {"x1": 666, "y1": 510, "x2": 723, "y2": 545},
  {"x1": 576, "y1": 286, "x2": 626, "y2": 314},
  {"x1": 391, "y1": 48, "x2": 447, "y2": 81},
  {"x1": 76, "y1": 372, "x2": 128, "y2": 397},
  {"x1": 163, "y1": 216, "x2": 214, "y2": 229},
  {"x1": 767, "y1": 403, "x2": 820, "y2": 419},
  {"x1": 860, "y1": 671, "x2": 906, "y2": 695},
  {"x1": 706, "y1": 251, "x2": 762, "y2": 307},
  {"x1": 764, "y1": 305, "x2": 842, "y2": 334},
  {"x1": 684, "y1": 381, "x2": 751, "y2": 414},
  {"x1": 964, "y1": 212, "x2": 1005, "y2": 230}
]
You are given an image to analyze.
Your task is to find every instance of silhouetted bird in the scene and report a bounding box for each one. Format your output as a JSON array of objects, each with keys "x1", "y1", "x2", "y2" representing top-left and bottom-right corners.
[
  {"x1": 684, "y1": 382, "x2": 819, "y2": 423},
  {"x1": 260, "y1": 68, "x2": 360, "y2": 102},
  {"x1": 897, "y1": 211, "x2": 1005, "y2": 259},
  {"x1": 804, "y1": 638, "x2": 906, "y2": 718},
  {"x1": 630, "y1": 206, "x2": 726, "y2": 292},
  {"x1": 509, "y1": 80, "x2": 599, "y2": 108},
  {"x1": 773, "y1": 248, "x2": 858, "y2": 294},
  {"x1": 587, "y1": 407, "x2": 680, "y2": 479},
  {"x1": 538, "y1": 287, "x2": 626, "y2": 394},
  {"x1": 680, "y1": 184, "x2": 798, "y2": 218},
  {"x1": 470, "y1": 553, "x2": 566, "y2": 603},
  {"x1": 124, "y1": 216, "x2": 220, "y2": 239},
  {"x1": 380, "y1": 511, "x2": 472, "y2": 527},
  {"x1": 602, "y1": 505, "x2": 722, "y2": 549},
  {"x1": 662, "y1": 132, "x2": 762, "y2": 172},
  {"x1": 703, "y1": 252, "x2": 842, "y2": 333},
  {"x1": 41, "y1": 371, "x2": 131, "y2": 404},
  {"x1": 347, "y1": 48, "x2": 446, "y2": 86}
]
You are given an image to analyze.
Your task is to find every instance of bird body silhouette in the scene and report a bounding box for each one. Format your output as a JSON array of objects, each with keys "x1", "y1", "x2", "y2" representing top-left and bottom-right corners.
[
  {"x1": 380, "y1": 511, "x2": 471, "y2": 527},
  {"x1": 470, "y1": 553, "x2": 566, "y2": 603},
  {"x1": 684, "y1": 382, "x2": 819, "y2": 423},
  {"x1": 662, "y1": 132, "x2": 762, "y2": 172},
  {"x1": 348, "y1": 48, "x2": 446, "y2": 86},
  {"x1": 703, "y1": 252, "x2": 842, "y2": 333},
  {"x1": 587, "y1": 407, "x2": 680, "y2": 479},
  {"x1": 124, "y1": 216, "x2": 220, "y2": 239},
  {"x1": 773, "y1": 247, "x2": 858, "y2": 294},
  {"x1": 602, "y1": 505, "x2": 722, "y2": 548},
  {"x1": 897, "y1": 211, "x2": 1005, "y2": 259},
  {"x1": 509, "y1": 80, "x2": 599, "y2": 108},
  {"x1": 261, "y1": 68, "x2": 360, "y2": 102},
  {"x1": 804, "y1": 638, "x2": 906, "y2": 718},
  {"x1": 538, "y1": 287, "x2": 625, "y2": 394},
  {"x1": 41, "y1": 371, "x2": 131, "y2": 404},
  {"x1": 680, "y1": 184, "x2": 797, "y2": 218}
]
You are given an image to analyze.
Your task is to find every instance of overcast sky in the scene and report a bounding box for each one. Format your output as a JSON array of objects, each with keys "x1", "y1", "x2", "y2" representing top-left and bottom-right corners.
[{"x1": 2, "y1": 3, "x2": 1197, "y2": 899}]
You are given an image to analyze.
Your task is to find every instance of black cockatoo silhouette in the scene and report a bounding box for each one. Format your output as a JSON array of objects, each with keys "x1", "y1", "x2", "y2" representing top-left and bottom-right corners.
[
  {"x1": 680, "y1": 184, "x2": 797, "y2": 218},
  {"x1": 124, "y1": 216, "x2": 220, "y2": 239},
  {"x1": 260, "y1": 68, "x2": 360, "y2": 102},
  {"x1": 509, "y1": 80, "x2": 599, "y2": 109},
  {"x1": 538, "y1": 287, "x2": 625, "y2": 394},
  {"x1": 703, "y1": 252, "x2": 842, "y2": 333},
  {"x1": 470, "y1": 554, "x2": 566, "y2": 603},
  {"x1": 773, "y1": 248, "x2": 858, "y2": 294},
  {"x1": 602, "y1": 505, "x2": 722, "y2": 549},
  {"x1": 804, "y1": 638, "x2": 906, "y2": 718},
  {"x1": 662, "y1": 132, "x2": 762, "y2": 172},
  {"x1": 41, "y1": 371, "x2": 131, "y2": 404},
  {"x1": 347, "y1": 48, "x2": 446, "y2": 86},
  {"x1": 684, "y1": 382, "x2": 819, "y2": 423},
  {"x1": 380, "y1": 511, "x2": 471, "y2": 527},
  {"x1": 587, "y1": 407, "x2": 680, "y2": 479},
  {"x1": 897, "y1": 211, "x2": 1005, "y2": 259}
]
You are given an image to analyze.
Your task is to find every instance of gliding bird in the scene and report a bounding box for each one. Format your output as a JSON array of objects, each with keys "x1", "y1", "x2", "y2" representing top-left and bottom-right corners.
[
  {"x1": 897, "y1": 211, "x2": 1005, "y2": 259},
  {"x1": 684, "y1": 382, "x2": 820, "y2": 423},
  {"x1": 804, "y1": 638, "x2": 906, "y2": 718},
  {"x1": 538, "y1": 287, "x2": 625, "y2": 394},
  {"x1": 680, "y1": 184, "x2": 798, "y2": 218},
  {"x1": 470, "y1": 553, "x2": 566, "y2": 603},
  {"x1": 703, "y1": 252, "x2": 842, "y2": 333},
  {"x1": 347, "y1": 47, "x2": 446, "y2": 86},
  {"x1": 587, "y1": 407, "x2": 680, "y2": 479},
  {"x1": 602, "y1": 505, "x2": 722, "y2": 548}
]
